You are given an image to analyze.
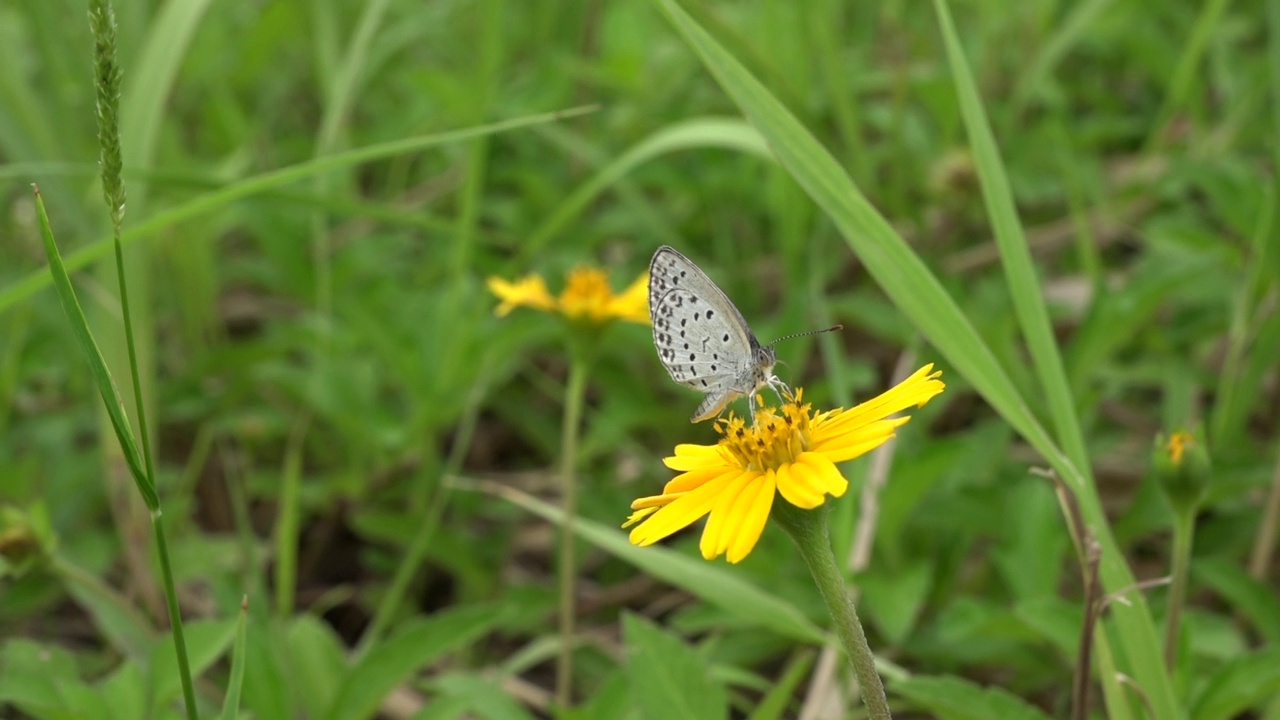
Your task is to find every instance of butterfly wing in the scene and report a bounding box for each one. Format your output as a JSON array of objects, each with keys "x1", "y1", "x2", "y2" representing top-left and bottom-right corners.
[{"x1": 649, "y1": 246, "x2": 761, "y2": 420}]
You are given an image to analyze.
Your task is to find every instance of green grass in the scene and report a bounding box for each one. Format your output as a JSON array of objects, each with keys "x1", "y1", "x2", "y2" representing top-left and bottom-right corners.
[{"x1": 2, "y1": 0, "x2": 1279, "y2": 718}]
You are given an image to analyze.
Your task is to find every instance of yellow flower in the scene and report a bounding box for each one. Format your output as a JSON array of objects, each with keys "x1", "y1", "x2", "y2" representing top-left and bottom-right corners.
[
  {"x1": 487, "y1": 267, "x2": 650, "y2": 325},
  {"x1": 625, "y1": 365, "x2": 945, "y2": 563}
]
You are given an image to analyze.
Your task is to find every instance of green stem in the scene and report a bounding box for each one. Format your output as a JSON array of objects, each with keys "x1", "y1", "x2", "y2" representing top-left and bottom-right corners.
[
  {"x1": 1164, "y1": 508, "x2": 1196, "y2": 671},
  {"x1": 773, "y1": 502, "x2": 892, "y2": 720},
  {"x1": 556, "y1": 358, "x2": 590, "y2": 709},
  {"x1": 152, "y1": 511, "x2": 199, "y2": 718}
]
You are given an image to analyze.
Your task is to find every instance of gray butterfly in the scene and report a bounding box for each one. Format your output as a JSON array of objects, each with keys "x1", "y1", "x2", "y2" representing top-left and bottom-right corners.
[{"x1": 648, "y1": 246, "x2": 838, "y2": 423}]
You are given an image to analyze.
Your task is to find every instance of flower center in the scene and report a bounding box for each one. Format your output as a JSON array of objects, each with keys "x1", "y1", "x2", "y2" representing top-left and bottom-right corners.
[
  {"x1": 1167, "y1": 431, "x2": 1192, "y2": 465},
  {"x1": 559, "y1": 267, "x2": 613, "y2": 318},
  {"x1": 715, "y1": 397, "x2": 812, "y2": 471}
]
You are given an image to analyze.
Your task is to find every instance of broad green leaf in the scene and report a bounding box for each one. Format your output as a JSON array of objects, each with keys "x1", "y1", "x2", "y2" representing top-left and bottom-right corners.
[
  {"x1": 623, "y1": 614, "x2": 727, "y2": 720},
  {"x1": 894, "y1": 675, "x2": 1053, "y2": 720},
  {"x1": 149, "y1": 618, "x2": 238, "y2": 714},
  {"x1": 325, "y1": 604, "x2": 503, "y2": 720},
  {"x1": 53, "y1": 553, "x2": 155, "y2": 659},
  {"x1": 285, "y1": 615, "x2": 348, "y2": 720},
  {"x1": 492, "y1": 483, "x2": 824, "y2": 644},
  {"x1": 1194, "y1": 559, "x2": 1280, "y2": 644},
  {"x1": 427, "y1": 674, "x2": 538, "y2": 720},
  {"x1": 0, "y1": 640, "x2": 97, "y2": 718},
  {"x1": 1192, "y1": 648, "x2": 1280, "y2": 720}
]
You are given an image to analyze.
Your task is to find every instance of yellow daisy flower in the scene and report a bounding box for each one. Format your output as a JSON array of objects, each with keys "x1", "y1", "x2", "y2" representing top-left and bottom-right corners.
[
  {"x1": 487, "y1": 267, "x2": 650, "y2": 325},
  {"x1": 625, "y1": 364, "x2": 945, "y2": 563}
]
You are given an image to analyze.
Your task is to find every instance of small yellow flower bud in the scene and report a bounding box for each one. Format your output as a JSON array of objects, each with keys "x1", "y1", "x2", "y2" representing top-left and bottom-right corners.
[{"x1": 1152, "y1": 430, "x2": 1211, "y2": 514}]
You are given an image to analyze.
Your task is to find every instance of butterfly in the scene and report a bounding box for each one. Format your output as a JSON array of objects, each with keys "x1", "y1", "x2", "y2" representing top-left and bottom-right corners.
[{"x1": 648, "y1": 246, "x2": 839, "y2": 423}]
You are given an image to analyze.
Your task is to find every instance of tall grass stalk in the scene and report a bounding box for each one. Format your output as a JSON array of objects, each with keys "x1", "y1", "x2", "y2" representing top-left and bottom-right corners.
[{"x1": 87, "y1": 1, "x2": 197, "y2": 716}]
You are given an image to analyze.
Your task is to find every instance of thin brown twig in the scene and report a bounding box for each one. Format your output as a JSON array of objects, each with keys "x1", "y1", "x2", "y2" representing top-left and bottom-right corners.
[{"x1": 1248, "y1": 442, "x2": 1280, "y2": 580}]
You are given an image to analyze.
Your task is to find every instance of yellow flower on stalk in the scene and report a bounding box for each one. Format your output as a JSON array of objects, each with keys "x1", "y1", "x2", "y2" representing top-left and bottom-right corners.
[
  {"x1": 625, "y1": 365, "x2": 945, "y2": 563},
  {"x1": 487, "y1": 267, "x2": 650, "y2": 325}
]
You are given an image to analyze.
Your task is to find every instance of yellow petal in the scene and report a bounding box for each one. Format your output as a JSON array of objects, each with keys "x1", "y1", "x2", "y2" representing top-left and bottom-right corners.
[
  {"x1": 698, "y1": 470, "x2": 756, "y2": 559},
  {"x1": 818, "y1": 366, "x2": 943, "y2": 431},
  {"x1": 621, "y1": 507, "x2": 658, "y2": 528},
  {"x1": 663, "y1": 467, "x2": 727, "y2": 494},
  {"x1": 810, "y1": 417, "x2": 908, "y2": 462},
  {"x1": 629, "y1": 470, "x2": 736, "y2": 547},
  {"x1": 663, "y1": 444, "x2": 723, "y2": 471},
  {"x1": 795, "y1": 453, "x2": 849, "y2": 498},
  {"x1": 606, "y1": 271, "x2": 652, "y2": 325},
  {"x1": 486, "y1": 274, "x2": 556, "y2": 316},
  {"x1": 726, "y1": 469, "x2": 777, "y2": 563},
  {"x1": 776, "y1": 461, "x2": 825, "y2": 509}
]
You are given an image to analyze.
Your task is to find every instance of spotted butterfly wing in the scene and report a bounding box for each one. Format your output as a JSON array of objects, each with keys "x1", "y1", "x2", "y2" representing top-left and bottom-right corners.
[{"x1": 648, "y1": 246, "x2": 770, "y2": 422}]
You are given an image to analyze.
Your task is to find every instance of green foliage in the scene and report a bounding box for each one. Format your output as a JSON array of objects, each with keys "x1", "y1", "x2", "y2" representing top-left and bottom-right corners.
[{"x1": 2, "y1": 0, "x2": 1278, "y2": 717}]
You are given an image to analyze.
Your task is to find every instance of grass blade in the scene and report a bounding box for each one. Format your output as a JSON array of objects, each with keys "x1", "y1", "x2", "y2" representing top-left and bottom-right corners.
[
  {"x1": 647, "y1": 0, "x2": 1175, "y2": 714},
  {"x1": 2, "y1": 105, "x2": 597, "y2": 315},
  {"x1": 220, "y1": 597, "x2": 250, "y2": 720},
  {"x1": 33, "y1": 186, "x2": 155, "y2": 509},
  {"x1": 932, "y1": 0, "x2": 1090, "y2": 481}
]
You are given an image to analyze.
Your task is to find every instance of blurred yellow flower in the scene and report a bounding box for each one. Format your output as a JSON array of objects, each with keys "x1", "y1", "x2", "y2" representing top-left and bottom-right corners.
[
  {"x1": 487, "y1": 267, "x2": 649, "y2": 325},
  {"x1": 625, "y1": 365, "x2": 945, "y2": 563}
]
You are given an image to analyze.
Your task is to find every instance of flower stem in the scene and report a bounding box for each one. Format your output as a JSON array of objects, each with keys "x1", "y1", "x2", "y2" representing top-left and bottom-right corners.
[
  {"x1": 556, "y1": 358, "x2": 589, "y2": 708},
  {"x1": 1164, "y1": 508, "x2": 1196, "y2": 670},
  {"x1": 774, "y1": 502, "x2": 892, "y2": 720}
]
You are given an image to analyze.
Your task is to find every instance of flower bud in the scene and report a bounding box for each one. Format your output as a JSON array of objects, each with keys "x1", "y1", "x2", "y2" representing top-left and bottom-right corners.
[{"x1": 1152, "y1": 430, "x2": 1211, "y2": 514}]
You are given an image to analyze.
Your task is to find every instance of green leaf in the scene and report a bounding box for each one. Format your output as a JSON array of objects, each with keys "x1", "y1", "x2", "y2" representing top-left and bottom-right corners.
[
  {"x1": 1194, "y1": 558, "x2": 1280, "y2": 644},
  {"x1": 860, "y1": 561, "x2": 931, "y2": 646},
  {"x1": 325, "y1": 604, "x2": 503, "y2": 720},
  {"x1": 0, "y1": 639, "x2": 97, "y2": 718},
  {"x1": 894, "y1": 675, "x2": 1054, "y2": 720},
  {"x1": 644, "y1": 1, "x2": 1173, "y2": 715},
  {"x1": 491, "y1": 483, "x2": 824, "y2": 644},
  {"x1": 149, "y1": 618, "x2": 238, "y2": 713},
  {"x1": 427, "y1": 674, "x2": 538, "y2": 720},
  {"x1": 746, "y1": 650, "x2": 814, "y2": 720},
  {"x1": 2, "y1": 107, "x2": 596, "y2": 315},
  {"x1": 522, "y1": 117, "x2": 771, "y2": 260},
  {"x1": 1192, "y1": 647, "x2": 1280, "y2": 720},
  {"x1": 33, "y1": 188, "x2": 155, "y2": 508},
  {"x1": 285, "y1": 615, "x2": 348, "y2": 720},
  {"x1": 219, "y1": 598, "x2": 250, "y2": 720},
  {"x1": 623, "y1": 614, "x2": 727, "y2": 720},
  {"x1": 931, "y1": 0, "x2": 1089, "y2": 480}
]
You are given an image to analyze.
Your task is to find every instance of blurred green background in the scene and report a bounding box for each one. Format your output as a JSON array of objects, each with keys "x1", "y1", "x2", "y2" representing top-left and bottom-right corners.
[{"x1": 2, "y1": 0, "x2": 1279, "y2": 718}]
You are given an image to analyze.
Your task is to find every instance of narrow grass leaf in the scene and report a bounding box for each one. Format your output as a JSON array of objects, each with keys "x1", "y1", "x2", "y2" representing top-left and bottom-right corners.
[
  {"x1": 646, "y1": 0, "x2": 1077, "y2": 493},
  {"x1": 325, "y1": 604, "x2": 503, "y2": 720},
  {"x1": 219, "y1": 597, "x2": 250, "y2": 720},
  {"x1": 522, "y1": 117, "x2": 771, "y2": 260},
  {"x1": 623, "y1": 614, "x2": 728, "y2": 720},
  {"x1": 33, "y1": 187, "x2": 156, "y2": 509},
  {"x1": 646, "y1": 2, "x2": 1174, "y2": 714},
  {"x1": 745, "y1": 650, "x2": 814, "y2": 720},
  {"x1": 2, "y1": 106, "x2": 597, "y2": 315},
  {"x1": 932, "y1": 0, "x2": 1090, "y2": 480},
  {"x1": 492, "y1": 483, "x2": 825, "y2": 644}
]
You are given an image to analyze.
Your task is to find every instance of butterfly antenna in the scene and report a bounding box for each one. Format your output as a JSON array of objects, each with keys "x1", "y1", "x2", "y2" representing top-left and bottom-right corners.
[{"x1": 767, "y1": 325, "x2": 843, "y2": 347}]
